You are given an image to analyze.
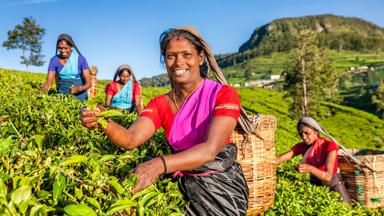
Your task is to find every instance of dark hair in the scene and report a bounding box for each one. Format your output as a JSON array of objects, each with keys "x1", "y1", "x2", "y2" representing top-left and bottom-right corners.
[
  {"x1": 55, "y1": 33, "x2": 82, "y2": 56},
  {"x1": 159, "y1": 29, "x2": 208, "y2": 82}
]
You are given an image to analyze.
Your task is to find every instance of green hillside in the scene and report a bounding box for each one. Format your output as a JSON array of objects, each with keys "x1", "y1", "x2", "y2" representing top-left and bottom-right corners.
[
  {"x1": 1, "y1": 68, "x2": 384, "y2": 214},
  {"x1": 217, "y1": 14, "x2": 384, "y2": 68}
]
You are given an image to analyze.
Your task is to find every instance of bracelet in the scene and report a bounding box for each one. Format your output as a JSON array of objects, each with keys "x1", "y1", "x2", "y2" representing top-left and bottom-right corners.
[
  {"x1": 159, "y1": 156, "x2": 167, "y2": 176},
  {"x1": 322, "y1": 172, "x2": 326, "y2": 178}
]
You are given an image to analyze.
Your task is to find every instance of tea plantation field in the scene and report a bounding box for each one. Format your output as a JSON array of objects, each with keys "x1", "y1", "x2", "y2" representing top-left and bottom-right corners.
[{"x1": 1, "y1": 68, "x2": 383, "y2": 215}]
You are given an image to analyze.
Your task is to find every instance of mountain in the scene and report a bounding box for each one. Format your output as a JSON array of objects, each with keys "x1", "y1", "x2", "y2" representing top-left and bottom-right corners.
[{"x1": 217, "y1": 14, "x2": 384, "y2": 68}]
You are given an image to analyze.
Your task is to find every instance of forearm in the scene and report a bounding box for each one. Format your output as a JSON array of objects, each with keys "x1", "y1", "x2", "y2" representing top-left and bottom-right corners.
[
  {"x1": 310, "y1": 166, "x2": 333, "y2": 182},
  {"x1": 81, "y1": 81, "x2": 92, "y2": 90},
  {"x1": 163, "y1": 142, "x2": 220, "y2": 173},
  {"x1": 135, "y1": 95, "x2": 142, "y2": 113},
  {"x1": 102, "y1": 120, "x2": 137, "y2": 149},
  {"x1": 276, "y1": 150, "x2": 294, "y2": 165}
]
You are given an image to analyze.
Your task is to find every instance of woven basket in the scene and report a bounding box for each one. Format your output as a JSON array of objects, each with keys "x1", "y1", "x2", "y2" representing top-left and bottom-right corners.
[
  {"x1": 230, "y1": 115, "x2": 277, "y2": 215},
  {"x1": 338, "y1": 149, "x2": 384, "y2": 208}
]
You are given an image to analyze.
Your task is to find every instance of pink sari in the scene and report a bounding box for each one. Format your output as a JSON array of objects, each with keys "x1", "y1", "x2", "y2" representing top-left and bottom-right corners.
[{"x1": 169, "y1": 79, "x2": 222, "y2": 151}]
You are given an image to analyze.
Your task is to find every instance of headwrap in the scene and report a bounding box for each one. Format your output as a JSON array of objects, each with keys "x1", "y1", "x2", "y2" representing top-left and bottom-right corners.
[
  {"x1": 55, "y1": 33, "x2": 82, "y2": 56},
  {"x1": 171, "y1": 26, "x2": 254, "y2": 134},
  {"x1": 113, "y1": 64, "x2": 137, "y2": 82},
  {"x1": 298, "y1": 116, "x2": 374, "y2": 171}
]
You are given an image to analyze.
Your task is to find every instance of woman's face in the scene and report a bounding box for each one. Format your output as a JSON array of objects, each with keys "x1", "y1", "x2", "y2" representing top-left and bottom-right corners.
[
  {"x1": 119, "y1": 70, "x2": 131, "y2": 84},
  {"x1": 298, "y1": 125, "x2": 318, "y2": 145},
  {"x1": 164, "y1": 36, "x2": 204, "y2": 84},
  {"x1": 58, "y1": 40, "x2": 72, "y2": 58}
]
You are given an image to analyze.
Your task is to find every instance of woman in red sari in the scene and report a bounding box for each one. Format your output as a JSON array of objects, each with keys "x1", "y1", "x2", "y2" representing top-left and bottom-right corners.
[
  {"x1": 276, "y1": 117, "x2": 351, "y2": 204},
  {"x1": 80, "y1": 27, "x2": 252, "y2": 215},
  {"x1": 105, "y1": 64, "x2": 142, "y2": 113}
]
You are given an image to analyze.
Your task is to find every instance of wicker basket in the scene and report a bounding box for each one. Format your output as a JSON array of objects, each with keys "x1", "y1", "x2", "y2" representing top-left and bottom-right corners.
[
  {"x1": 230, "y1": 115, "x2": 277, "y2": 215},
  {"x1": 338, "y1": 149, "x2": 384, "y2": 208}
]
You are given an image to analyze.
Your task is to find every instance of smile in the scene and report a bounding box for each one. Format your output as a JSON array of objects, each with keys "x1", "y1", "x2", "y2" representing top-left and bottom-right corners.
[{"x1": 174, "y1": 69, "x2": 188, "y2": 76}]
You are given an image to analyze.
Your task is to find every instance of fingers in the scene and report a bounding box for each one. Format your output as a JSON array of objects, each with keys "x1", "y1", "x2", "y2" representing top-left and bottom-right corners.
[
  {"x1": 298, "y1": 164, "x2": 308, "y2": 173},
  {"x1": 80, "y1": 107, "x2": 100, "y2": 129},
  {"x1": 132, "y1": 161, "x2": 160, "y2": 193},
  {"x1": 80, "y1": 108, "x2": 98, "y2": 117},
  {"x1": 97, "y1": 104, "x2": 106, "y2": 112}
]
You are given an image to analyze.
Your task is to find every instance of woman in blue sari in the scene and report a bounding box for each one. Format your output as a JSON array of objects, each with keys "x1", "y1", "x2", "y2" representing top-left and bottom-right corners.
[
  {"x1": 41, "y1": 33, "x2": 91, "y2": 101},
  {"x1": 105, "y1": 64, "x2": 142, "y2": 113}
]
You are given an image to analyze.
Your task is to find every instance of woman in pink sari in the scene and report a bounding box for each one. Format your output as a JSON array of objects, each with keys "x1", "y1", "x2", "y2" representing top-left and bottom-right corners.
[
  {"x1": 276, "y1": 117, "x2": 351, "y2": 204},
  {"x1": 80, "y1": 27, "x2": 251, "y2": 215}
]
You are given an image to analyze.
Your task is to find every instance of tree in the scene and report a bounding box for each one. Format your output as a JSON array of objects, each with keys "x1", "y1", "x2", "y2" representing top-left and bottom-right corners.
[
  {"x1": 244, "y1": 65, "x2": 253, "y2": 80},
  {"x1": 372, "y1": 81, "x2": 384, "y2": 118},
  {"x1": 2, "y1": 17, "x2": 45, "y2": 69},
  {"x1": 284, "y1": 31, "x2": 339, "y2": 118}
]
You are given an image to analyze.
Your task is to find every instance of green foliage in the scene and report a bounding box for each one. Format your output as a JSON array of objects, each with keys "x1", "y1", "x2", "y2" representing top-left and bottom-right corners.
[
  {"x1": 372, "y1": 81, "x2": 384, "y2": 118},
  {"x1": 2, "y1": 17, "x2": 45, "y2": 68},
  {"x1": 0, "y1": 68, "x2": 184, "y2": 215},
  {"x1": 1, "y1": 68, "x2": 384, "y2": 214},
  {"x1": 284, "y1": 31, "x2": 339, "y2": 117}
]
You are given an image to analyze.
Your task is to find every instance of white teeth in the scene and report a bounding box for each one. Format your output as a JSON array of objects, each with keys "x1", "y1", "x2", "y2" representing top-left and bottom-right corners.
[{"x1": 175, "y1": 69, "x2": 187, "y2": 76}]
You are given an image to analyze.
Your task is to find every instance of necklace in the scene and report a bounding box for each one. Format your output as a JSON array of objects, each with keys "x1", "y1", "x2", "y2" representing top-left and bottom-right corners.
[{"x1": 172, "y1": 80, "x2": 203, "y2": 111}]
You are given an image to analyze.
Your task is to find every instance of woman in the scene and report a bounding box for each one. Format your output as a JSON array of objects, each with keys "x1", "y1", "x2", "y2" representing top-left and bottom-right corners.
[
  {"x1": 276, "y1": 117, "x2": 351, "y2": 204},
  {"x1": 41, "y1": 33, "x2": 91, "y2": 101},
  {"x1": 105, "y1": 64, "x2": 142, "y2": 113},
  {"x1": 80, "y1": 27, "x2": 253, "y2": 216}
]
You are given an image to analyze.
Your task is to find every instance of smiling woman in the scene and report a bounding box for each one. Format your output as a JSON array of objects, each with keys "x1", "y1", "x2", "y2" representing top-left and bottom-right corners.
[
  {"x1": 80, "y1": 26, "x2": 252, "y2": 216},
  {"x1": 41, "y1": 33, "x2": 91, "y2": 101},
  {"x1": 105, "y1": 64, "x2": 142, "y2": 113}
]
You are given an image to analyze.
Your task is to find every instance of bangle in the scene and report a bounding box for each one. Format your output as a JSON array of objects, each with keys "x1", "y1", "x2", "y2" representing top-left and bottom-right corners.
[{"x1": 159, "y1": 156, "x2": 167, "y2": 176}]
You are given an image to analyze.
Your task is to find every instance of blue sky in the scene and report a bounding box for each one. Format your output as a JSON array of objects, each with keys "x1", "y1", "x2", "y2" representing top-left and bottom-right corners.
[{"x1": 0, "y1": 0, "x2": 383, "y2": 80}]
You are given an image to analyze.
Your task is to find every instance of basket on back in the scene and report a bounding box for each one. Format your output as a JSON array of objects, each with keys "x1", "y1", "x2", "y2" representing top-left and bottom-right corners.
[
  {"x1": 231, "y1": 115, "x2": 277, "y2": 215},
  {"x1": 338, "y1": 149, "x2": 384, "y2": 208}
]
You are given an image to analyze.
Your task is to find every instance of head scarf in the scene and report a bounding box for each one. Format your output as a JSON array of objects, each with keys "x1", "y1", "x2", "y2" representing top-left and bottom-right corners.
[
  {"x1": 169, "y1": 26, "x2": 254, "y2": 134},
  {"x1": 298, "y1": 116, "x2": 372, "y2": 170},
  {"x1": 55, "y1": 33, "x2": 82, "y2": 56},
  {"x1": 113, "y1": 64, "x2": 137, "y2": 82}
]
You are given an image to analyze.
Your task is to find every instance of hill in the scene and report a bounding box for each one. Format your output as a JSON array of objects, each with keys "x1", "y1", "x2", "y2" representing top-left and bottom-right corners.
[{"x1": 217, "y1": 14, "x2": 384, "y2": 68}]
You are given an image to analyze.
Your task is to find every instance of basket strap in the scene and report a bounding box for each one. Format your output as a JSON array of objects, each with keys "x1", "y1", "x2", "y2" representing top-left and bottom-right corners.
[
  {"x1": 240, "y1": 134, "x2": 252, "y2": 159},
  {"x1": 339, "y1": 146, "x2": 375, "y2": 172},
  {"x1": 370, "y1": 156, "x2": 383, "y2": 197}
]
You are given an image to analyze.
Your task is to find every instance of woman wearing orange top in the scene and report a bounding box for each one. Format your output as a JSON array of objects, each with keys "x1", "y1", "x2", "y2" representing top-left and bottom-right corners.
[
  {"x1": 277, "y1": 117, "x2": 351, "y2": 204},
  {"x1": 105, "y1": 64, "x2": 142, "y2": 113},
  {"x1": 80, "y1": 27, "x2": 252, "y2": 215}
]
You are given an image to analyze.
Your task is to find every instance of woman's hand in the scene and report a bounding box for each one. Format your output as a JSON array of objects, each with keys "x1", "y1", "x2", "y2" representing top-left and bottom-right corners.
[
  {"x1": 298, "y1": 163, "x2": 314, "y2": 174},
  {"x1": 70, "y1": 85, "x2": 83, "y2": 94},
  {"x1": 133, "y1": 158, "x2": 164, "y2": 193},
  {"x1": 80, "y1": 107, "x2": 101, "y2": 129}
]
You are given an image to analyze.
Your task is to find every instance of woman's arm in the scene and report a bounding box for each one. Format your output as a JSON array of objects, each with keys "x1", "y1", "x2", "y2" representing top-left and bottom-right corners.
[
  {"x1": 133, "y1": 115, "x2": 237, "y2": 192},
  {"x1": 71, "y1": 69, "x2": 92, "y2": 94},
  {"x1": 135, "y1": 95, "x2": 142, "y2": 113},
  {"x1": 80, "y1": 108, "x2": 156, "y2": 149},
  {"x1": 41, "y1": 71, "x2": 56, "y2": 92},
  {"x1": 298, "y1": 150, "x2": 336, "y2": 183},
  {"x1": 105, "y1": 94, "x2": 113, "y2": 108},
  {"x1": 276, "y1": 150, "x2": 294, "y2": 165}
]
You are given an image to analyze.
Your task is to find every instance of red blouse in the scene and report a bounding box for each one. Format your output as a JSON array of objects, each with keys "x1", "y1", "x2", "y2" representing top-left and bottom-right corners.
[
  {"x1": 291, "y1": 137, "x2": 339, "y2": 174},
  {"x1": 140, "y1": 85, "x2": 241, "y2": 143},
  {"x1": 106, "y1": 81, "x2": 140, "y2": 102}
]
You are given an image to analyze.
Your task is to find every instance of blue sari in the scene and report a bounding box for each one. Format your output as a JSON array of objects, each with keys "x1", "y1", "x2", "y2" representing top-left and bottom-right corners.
[
  {"x1": 111, "y1": 80, "x2": 134, "y2": 110},
  {"x1": 57, "y1": 51, "x2": 88, "y2": 101}
]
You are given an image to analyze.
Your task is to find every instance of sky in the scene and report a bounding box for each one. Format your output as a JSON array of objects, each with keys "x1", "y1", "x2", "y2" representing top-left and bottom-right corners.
[{"x1": 0, "y1": 0, "x2": 383, "y2": 80}]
